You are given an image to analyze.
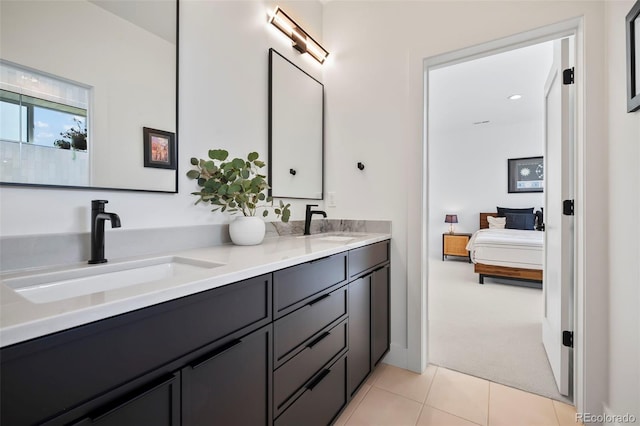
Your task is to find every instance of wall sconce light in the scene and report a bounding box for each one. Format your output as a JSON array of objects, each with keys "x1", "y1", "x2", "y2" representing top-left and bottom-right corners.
[
  {"x1": 445, "y1": 214, "x2": 458, "y2": 234},
  {"x1": 269, "y1": 6, "x2": 329, "y2": 64}
]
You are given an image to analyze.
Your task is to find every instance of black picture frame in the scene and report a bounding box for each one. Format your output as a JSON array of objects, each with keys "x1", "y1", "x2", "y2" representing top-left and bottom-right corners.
[
  {"x1": 508, "y1": 156, "x2": 544, "y2": 193},
  {"x1": 143, "y1": 127, "x2": 176, "y2": 170},
  {"x1": 627, "y1": 0, "x2": 640, "y2": 112}
]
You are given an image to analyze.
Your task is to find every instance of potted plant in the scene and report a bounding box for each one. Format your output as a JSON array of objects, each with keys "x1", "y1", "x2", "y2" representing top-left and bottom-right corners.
[
  {"x1": 186, "y1": 149, "x2": 291, "y2": 245},
  {"x1": 54, "y1": 118, "x2": 87, "y2": 151}
]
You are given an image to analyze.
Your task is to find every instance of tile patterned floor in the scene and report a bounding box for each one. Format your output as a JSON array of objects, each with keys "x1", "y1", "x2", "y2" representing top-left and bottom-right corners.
[{"x1": 335, "y1": 364, "x2": 583, "y2": 426}]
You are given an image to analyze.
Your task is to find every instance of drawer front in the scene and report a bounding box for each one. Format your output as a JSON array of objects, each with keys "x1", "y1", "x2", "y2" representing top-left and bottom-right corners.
[
  {"x1": 0, "y1": 275, "x2": 271, "y2": 426},
  {"x1": 274, "y1": 355, "x2": 347, "y2": 426},
  {"x1": 71, "y1": 374, "x2": 180, "y2": 426},
  {"x1": 181, "y1": 325, "x2": 272, "y2": 426},
  {"x1": 274, "y1": 252, "x2": 348, "y2": 318},
  {"x1": 274, "y1": 319, "x2": 348, "y2": 414},
  {"x1": 348, "y1": 241, "x2": 389, "y2": 278},
  {"x1": 274, "y1": 285, "x2": 347, "y2": 364},
  {"x1": 444, "y1": 235, "x2": 469, "y2": 256}
]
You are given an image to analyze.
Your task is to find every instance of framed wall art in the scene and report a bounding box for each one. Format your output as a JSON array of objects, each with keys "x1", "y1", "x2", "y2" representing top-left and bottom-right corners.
[
  {"x1": 508, "y1": 156, "x2": 544, "y2": 193},
  {"x1": 143, "y1": 127, "x2": 176, "y2": 170}
]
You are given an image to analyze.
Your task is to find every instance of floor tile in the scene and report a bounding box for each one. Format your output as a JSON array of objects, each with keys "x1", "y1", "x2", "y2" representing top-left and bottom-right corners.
[
  {"x1": 373, "y1": 364, "x2": 438, "y2": 403},
  {"x1": 425, "y1": 368, "x2": 490, "y2": 426},
  {"x1": 334, "y1": 384, "x2": 371, "y2": 426},
  {"x1": 346, "y1": 387, "x2": 422, "y2": 426},
  {"x1": 552, "y1": 400, "x2": 583, "y2": 426},
  {"x1": 364, "y1": 362, "x2": 388, "y2": 387},
  {"x1": 417, "y1": 406, "x2": 481, "y2": 426},
  {"x1": 489, "y1": 382, "x2": 559, "y2": 426}
]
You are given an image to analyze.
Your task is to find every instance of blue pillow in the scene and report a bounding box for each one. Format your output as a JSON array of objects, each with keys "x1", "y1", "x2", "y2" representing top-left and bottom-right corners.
[
  {"x1": 497, "y1": 207, "x2": 534, "y2": 217},
  {"x1": 505, "y1": 213, "x2": 535, "y2": 230}
]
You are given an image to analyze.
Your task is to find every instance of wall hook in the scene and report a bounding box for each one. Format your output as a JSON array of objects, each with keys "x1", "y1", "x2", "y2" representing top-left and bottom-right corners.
[
  {"x1": 289, "y1": 169, "x2": 297, "y2": 176},
  {"x1": 357, "y1": 162, "x2": 365, "y2": 171}
]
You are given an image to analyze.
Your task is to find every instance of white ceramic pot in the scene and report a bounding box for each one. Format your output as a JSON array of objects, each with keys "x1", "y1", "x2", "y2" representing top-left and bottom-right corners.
[{"x1": 228, "y1": 216, "x2": 266, "y2": 246}]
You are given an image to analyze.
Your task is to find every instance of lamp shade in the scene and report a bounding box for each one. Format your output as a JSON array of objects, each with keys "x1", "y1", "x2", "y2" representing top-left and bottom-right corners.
[{"x1": 444, "y1": 214, "x2": 458, "y2": 224}]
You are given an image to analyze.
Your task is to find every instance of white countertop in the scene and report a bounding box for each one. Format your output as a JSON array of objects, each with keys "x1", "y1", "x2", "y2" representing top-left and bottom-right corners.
[{"x1": 0, "y1": 232, "x2": 390, "y2": 348}]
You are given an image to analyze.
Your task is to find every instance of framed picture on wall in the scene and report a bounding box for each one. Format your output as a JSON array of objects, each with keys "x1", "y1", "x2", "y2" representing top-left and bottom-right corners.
[
  {"x1": 143, "y1": 127, "x2": 176, "y2": 170},
  {"x1": 508, "y1": 156, "x2": 544, "y2": 193},
  {"x1": 627, "y1": 0, "x2": 640, "y2": 112}
]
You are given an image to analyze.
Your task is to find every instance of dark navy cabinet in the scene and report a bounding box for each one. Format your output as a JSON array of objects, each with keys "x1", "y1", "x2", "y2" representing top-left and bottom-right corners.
[
  {"x1": 0, "y1": 274, "x2": 272, "y2": 426},
  {"x1": 347, "y1": 241, "x2": 391, "y2": 397},
  {"x1": 0, "y1": 239, "x2": 390, "y2": 426}
]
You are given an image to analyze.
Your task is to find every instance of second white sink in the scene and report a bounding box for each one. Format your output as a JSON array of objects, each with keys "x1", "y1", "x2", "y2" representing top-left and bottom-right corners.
[{"x1": 3, "y1": 256, "x2": 224, "y2": 304}]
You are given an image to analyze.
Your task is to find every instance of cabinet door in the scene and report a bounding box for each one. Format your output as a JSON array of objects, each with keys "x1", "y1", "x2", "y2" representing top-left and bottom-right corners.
[
  {"x1": 71, "y1": 373, "x2": 180, "y2": 426},
  {"x1": 371, "y1": 265, "x2": 390, "y2": 366},
  {"x1": 182, "y1": 325, "x2": 272, "y2": 426},
  {"x1": 348, "y1": 276, "x2": 371, "y2": 396}
]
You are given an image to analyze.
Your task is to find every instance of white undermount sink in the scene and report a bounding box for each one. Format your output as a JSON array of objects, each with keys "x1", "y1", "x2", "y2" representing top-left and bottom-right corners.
[{"x1": 3, "y1": 256, "x2": 225, "y2": 304}]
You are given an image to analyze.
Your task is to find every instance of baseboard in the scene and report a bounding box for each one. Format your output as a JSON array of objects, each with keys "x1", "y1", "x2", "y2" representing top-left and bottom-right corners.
[{"x1": 380, "y1": 343, "x2": 408, "y2": 369}]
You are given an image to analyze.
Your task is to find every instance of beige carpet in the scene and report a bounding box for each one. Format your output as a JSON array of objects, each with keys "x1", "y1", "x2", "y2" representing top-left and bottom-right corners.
[{"x1": 428, "y1": 258, "x2": 572, "y2": 403}]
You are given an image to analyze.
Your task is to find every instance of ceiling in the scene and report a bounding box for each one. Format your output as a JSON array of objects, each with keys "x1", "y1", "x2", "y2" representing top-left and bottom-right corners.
[
  {"x1": 89, "y1": 0, "x2": 176, "y2": 44},
  {"x1": 429, "y1": 41, "x2": 554, "y2": 133}
]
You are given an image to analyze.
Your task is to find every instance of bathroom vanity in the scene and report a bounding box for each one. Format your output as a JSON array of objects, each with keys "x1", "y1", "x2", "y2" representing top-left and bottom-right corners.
[{"x1": 0, "y1": 234, "x2": 390, "y2": 425}]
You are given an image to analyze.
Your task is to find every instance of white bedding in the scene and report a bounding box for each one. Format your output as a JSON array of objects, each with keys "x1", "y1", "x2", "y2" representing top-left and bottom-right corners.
[{"x1": 465, "y1": 228, "x2": 544, "y2": 269}]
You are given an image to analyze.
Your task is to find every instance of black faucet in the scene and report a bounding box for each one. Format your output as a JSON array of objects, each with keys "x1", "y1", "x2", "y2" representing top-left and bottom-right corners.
[
  {"x1": 304, "y1": 204, "x2": 327, "y2": 236},
  {"x1": 89, "y1": 200, "x2": 121, "y2": 264}
]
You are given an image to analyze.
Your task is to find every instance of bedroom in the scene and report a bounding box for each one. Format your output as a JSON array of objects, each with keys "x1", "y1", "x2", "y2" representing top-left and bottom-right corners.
[{"x1": 427, "y1": 40, "x2": 569, "y2": 401}]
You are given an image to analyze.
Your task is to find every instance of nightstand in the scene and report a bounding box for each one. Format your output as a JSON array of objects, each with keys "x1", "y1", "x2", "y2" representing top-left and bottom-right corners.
[{"x1": 442, "y1": 233, "x2": 472, "y2": 262}]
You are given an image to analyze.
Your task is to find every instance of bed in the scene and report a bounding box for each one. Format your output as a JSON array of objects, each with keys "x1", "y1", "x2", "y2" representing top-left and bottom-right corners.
[{"x1": 466, "y1": 212, "x2": 543, "y2": 286}]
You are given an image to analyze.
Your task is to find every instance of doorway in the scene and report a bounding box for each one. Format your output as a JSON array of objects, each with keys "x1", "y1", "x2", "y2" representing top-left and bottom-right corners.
[{"x1": 419, "y1": 24, "x2": 580, "y2": 405}]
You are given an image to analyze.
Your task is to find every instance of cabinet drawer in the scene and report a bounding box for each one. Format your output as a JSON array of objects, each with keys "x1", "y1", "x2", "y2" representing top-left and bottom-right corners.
[
  {"x1": 71, "y1": 374, "x2": 180, "y2": 426},
  {"x1": 444, "y1": 235, "x2": 470, "y2": 256},
  {"x1": 274, "y1": 252, "x2": 348, "y2": 318},
  {"x1": 348, "y1": 241, "x2": 389, "y2": 278},
  {"x1": 274, "y1": 355, "x2": 347, "y2": 426},
  {"x1": 181, "y1": 324, "x2": 272, "y2": 426},
  {"x1": 274, "y1": 319, "x2": 347, "y2": 415},
  {"x1": 0, "y1": 274, "x2": 271, "y2": 426},
  {"x1": 274, "y1": 285, "x2": 347, "y2": 365}
]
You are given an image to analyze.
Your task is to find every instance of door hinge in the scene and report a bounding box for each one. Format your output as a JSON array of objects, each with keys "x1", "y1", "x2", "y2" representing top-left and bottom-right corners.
[
  {"x1": 563, "y1": 68, "x2": 575, "y2": 85},
  {"x1": 563, "y1": 199, "x2": 574, "y2": 216},
  {"x1": 562, "y1": 331, "x2": 574, "y2": 348}
]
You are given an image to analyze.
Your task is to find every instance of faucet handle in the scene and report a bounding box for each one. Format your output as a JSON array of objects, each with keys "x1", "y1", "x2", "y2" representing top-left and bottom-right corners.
[
  {"x1": 306, "y1": 204, "x2": 318, "y2": 210},
  {"x1": 91, "y1": 200, "x2": 108, "y2": 210}
]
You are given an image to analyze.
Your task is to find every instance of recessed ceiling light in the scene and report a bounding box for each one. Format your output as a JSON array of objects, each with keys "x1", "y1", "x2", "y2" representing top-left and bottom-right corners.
[{"x1": 508, "y1": 94, "x2": 522, "y2": 100}]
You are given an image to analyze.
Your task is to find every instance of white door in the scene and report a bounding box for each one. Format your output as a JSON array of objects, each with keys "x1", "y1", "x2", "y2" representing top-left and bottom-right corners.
[{"x1": 542, "y1": 38, "x2": 574, "y2": 396}]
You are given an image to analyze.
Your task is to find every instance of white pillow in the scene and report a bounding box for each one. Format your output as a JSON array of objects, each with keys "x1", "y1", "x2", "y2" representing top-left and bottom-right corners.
[{"x1": 487, "y1": 216, "x2": 506, "y2": 229}]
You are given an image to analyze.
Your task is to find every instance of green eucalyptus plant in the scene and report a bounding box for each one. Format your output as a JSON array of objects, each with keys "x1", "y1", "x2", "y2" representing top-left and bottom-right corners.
[{"x1": 186, "y1": 149, "x2": 291, "y2": 222}]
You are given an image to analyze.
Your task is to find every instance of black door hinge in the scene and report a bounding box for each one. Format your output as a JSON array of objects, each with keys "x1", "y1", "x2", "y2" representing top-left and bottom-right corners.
[
  {"x1": 563, "y1": 68, "x2": 575, "y2": 85},
  {"x1": 563, "y1": 199, "x2": 574, "y2": 216},
  {"x1": 563, "y1": 331, "x2": 574, "y2": 348}
]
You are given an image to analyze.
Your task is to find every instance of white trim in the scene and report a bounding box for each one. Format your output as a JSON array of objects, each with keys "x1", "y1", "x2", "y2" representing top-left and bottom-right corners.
[{"x1": 411, "y1": 16, "x2": 585, "y2": 410}]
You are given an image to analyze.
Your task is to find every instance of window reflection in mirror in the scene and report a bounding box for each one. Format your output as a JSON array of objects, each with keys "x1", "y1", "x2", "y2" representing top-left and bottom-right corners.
[{"x1": 1, "y1": 62, "x2": 90, "y2": 186}]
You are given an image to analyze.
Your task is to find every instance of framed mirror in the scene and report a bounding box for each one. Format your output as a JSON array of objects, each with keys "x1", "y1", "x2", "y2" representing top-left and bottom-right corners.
[
  {"x1": 268, "y1": 48, "x2": 323, "y2": 200},
  {"x1": 0, "y1": 0, "x2": 178, "y2": 193}
]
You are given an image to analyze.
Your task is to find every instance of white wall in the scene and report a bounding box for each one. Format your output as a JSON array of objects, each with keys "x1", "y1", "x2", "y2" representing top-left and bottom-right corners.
[
  {"x1": 606, "y1": 0, "x2": 640, "y2": 421},
  {"x1": 323, "y1": 0, "x2": 608, "y2": 414},
  {"x1": 0, "y1": 0, "x2": 324, "y2": 236},
  {"x1": 428, "y1": 119, "x2": 544, "y2": 257}
]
